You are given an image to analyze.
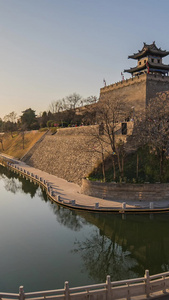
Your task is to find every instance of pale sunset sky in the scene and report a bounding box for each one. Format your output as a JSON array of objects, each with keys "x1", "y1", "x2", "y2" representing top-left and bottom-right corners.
[{"x1": 0, "y1": 0, "x2": 169, "y2": 119}]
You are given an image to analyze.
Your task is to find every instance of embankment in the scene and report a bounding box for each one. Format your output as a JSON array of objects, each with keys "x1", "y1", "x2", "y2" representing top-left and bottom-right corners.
[
  {"x1": 22, "y1": 126, "x2": 104, "y2": 185},
  {"x1": 81, "y1": 178, "x2": 169, "y2": 201}
]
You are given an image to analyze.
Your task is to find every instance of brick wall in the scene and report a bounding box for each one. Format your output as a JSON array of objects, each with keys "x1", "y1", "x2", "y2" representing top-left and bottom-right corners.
[{"x1": 81, "y1": 178, "x2": 169, "y2": 201}]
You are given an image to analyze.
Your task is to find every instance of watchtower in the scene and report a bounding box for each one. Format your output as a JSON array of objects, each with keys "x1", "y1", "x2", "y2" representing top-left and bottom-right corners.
[
  {"x1": 100, "y1": 42, "x2": 169, "y2": 113},
  {"x1": 124, "y1": 41, "x2": 169, "y2": 76}
]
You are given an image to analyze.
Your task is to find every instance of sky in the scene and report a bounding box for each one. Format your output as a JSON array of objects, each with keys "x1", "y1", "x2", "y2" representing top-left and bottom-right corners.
[{"x1": 1, "y1": 0, "x2": 169, "y2": 119}]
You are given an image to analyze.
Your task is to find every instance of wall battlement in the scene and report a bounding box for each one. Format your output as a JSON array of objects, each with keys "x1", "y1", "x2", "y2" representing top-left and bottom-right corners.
[
  {"x1": 100, "y1": 73, "x2": 169, "y2": 94},
  {"x1": 100, "y1": 73, "x2": 169, "y2": 113}
]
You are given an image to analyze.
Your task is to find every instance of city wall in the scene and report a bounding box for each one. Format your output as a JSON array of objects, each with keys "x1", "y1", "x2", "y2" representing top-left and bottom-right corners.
[
  {"x1": 81, "y1": 178, "x2": 169, "y2": 201},
  {"x1": 22, "y1": 125, "x2": 132, "y2": 185},
  {"x1": 22, "y1": 126, "x2": 107, "y2": 185},
  {"x1": 22, "y1": 73, "x2": 169, "y2": 186},
  {"x1": 100, "y1": 73, "x2": 169, "y2": 112}
]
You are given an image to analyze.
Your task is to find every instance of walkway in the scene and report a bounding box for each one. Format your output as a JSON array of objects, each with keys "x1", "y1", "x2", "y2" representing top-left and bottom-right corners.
[{"x1": 1, "y1": 153, "x2": 169, "y2": 213}]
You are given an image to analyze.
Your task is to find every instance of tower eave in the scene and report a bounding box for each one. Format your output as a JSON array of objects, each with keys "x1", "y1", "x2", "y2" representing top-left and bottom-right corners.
[{"x1": 124, "y1": 62, "x2": 169, "y2": 74}]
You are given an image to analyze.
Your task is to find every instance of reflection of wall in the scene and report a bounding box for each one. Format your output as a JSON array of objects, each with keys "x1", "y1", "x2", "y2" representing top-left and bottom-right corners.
[
  {"x1": 81, "y1": 178, "x2": 169, "y2": 201},
  {"x1": 78, "y1": 210, "x2": 169, "y2": 275}
]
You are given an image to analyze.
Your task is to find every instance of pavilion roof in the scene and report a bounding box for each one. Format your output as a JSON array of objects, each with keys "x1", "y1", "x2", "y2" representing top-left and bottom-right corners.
[
  {"x1": 124, "y1": 61, "x2": 169, "y2": 74},
  {"x1": 128, "y1": 42, "x2": 169, "y2": 59}
]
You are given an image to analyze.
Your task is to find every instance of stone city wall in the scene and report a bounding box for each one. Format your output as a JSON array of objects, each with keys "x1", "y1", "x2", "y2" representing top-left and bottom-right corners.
[
  {"x1": 100, "y1": 73, "x2": 169, "y2": 113},
  {"x1": 146, "y1": 74, "x2": 169, "y2": 105},
  {"x1": 22, "y1": 125, "x2": 132, "y2": 185},
  {"x1": 100, "y1": 74, "x2": 147, "y2": 113},
  {"x1": 81, "y1": 178, "x2": 169, "y2": 201}
]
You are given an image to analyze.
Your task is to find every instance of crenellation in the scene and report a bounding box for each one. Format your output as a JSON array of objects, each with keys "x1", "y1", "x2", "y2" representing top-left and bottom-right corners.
[
  {"x1": 100, "y1": 73, "x2": 147, "y2": 94},
  {"x1": 100, "y1": 72, "x2": 169, "y2": 113}
]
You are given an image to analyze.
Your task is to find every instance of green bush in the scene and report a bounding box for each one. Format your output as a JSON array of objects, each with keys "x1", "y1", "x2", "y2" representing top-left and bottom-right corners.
[{"x1": 39, "y1": 128, "x2": 48, "y2": 132}]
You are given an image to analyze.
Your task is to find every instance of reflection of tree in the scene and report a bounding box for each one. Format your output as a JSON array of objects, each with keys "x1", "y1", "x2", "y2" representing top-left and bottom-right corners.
[
  {"x1": 18, "y1": 176, "x2": 38, "y2": 198},
  {"x1": 49, "y1": 204, "x2": 88, "y2": 231},
  {"x1": 0, "y1": 165, "x2": 38, "y2": 197},
  {"x1": 73, "y1": 229, "x2": 138, "y2": 282},
  {"x1": 37, "y1": 187, "x2": 48, "y2": 202},
  {"x1": 75, "y1": 212, "x2": 169, "y2": 279},
  {"x1": 4, "y1": 177, "x2": 21, "y2": 194}
]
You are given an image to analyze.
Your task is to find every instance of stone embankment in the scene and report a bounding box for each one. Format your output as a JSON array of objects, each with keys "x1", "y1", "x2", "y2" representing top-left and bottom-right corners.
[
  {"x1": 4, "y1": 157, "x2": 169, "y2": 213},
  {"x1": 21, "y1": 125, "x2": 133, "y2": 185},
  {"x1": 81, "y1": 178, "x2": 169, "y2": 202},
  {"x1": 22, "y1": 126, "x2": 104, "y2": 185}
]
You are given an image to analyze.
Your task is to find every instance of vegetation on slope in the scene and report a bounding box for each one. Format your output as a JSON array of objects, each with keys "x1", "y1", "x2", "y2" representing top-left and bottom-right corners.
[
  {"x1": 88, "y1": 146, "x2": 169, "y2": 183},
  {"x1": 0, "y1": 131, "x2": 45, "y2": 159}
]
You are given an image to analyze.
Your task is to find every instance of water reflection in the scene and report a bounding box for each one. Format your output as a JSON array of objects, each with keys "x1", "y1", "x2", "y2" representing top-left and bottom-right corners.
[
  {"x1": 73, "y1": 229, "x2": 138, "y2": 281},
  {"x1": 50, "y1": 204, "x2": 88, "y2": 231},
  {"x1": 72, "y1": 211, "x2": 169, "y2": 280},
  {"x1": 0, "y1": 165, "x2": 38, "y2": 198},
  {"x1": 1, "y1": 164, "x2": 169, "y2": 284}
]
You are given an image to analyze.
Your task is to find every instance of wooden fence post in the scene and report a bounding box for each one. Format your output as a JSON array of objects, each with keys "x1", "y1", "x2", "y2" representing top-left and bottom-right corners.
[
  {"x1": 19, "y1": 286, "x2": 25, "y2": 300},
  {"x1": 106, "y1": 275, "x2": 112, "y2": 300},
  {"x1": 145, "y1": 269, "x2": 150, "y2": 298},
  {"x1": 64, "y1": 281, "x2": 70, "y2": 300}
]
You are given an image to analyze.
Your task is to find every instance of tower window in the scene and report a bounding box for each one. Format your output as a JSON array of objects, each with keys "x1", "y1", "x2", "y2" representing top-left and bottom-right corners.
[
  {"x1": 151, "y1": 58, "x2": 154, "y2": 63},
  {"x1": 158, "y1": 59, "x2": 160, "y2": 63},
  {"x1": 139, "y1": 61, "x2": 141, "y2": 65}
]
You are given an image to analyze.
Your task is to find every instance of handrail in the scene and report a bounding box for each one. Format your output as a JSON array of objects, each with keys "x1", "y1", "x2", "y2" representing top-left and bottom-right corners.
[{"x1": 0, "y1": 271, "x2": 169, "y2": 300}]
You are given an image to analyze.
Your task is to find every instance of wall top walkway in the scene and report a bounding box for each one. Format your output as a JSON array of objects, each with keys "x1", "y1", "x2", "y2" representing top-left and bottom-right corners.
[{"x1": 1, "y1": 153, "x2": 169, "y2": 214}]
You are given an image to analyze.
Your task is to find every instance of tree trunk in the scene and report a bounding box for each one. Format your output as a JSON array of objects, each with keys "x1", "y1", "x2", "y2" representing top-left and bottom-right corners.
[
  {"x1": 101, "y1": 152, "x2": 106, "y2": 182},
  {"x1": 117, "y1": 150, "x2": 122, "y2": 176},
  {"x1": 136, "y1": 153, "x2": 139, "y2": 180},
  {"x1": 160, "y1": 149, "x2": 164, "y2": 182},
  {"x1": 112, "y1": 155, "x2": 116, "y2": 181},
  {"x1": 122, "y1": 156, "x2": 124, "y2": 178},
  {"x1": 22, "y1": 133, "x2": 25, "y2": 149},
  {"x1": 0, "y1": 139, "x2": 4, "y2": 151}
]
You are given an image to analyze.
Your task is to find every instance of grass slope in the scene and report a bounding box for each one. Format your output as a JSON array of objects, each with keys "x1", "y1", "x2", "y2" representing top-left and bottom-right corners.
[{"x1": 0, "y1": 130, "x2": 45, "y2": 159}]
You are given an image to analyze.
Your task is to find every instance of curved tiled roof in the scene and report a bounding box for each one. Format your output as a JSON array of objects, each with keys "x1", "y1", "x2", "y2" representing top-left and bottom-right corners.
[
  {"x1": 124, "y1": 61, "x2": 169, "y2": 74},
  {"x1": 128, "y1": 42, "x2": 169, "y2": 59}
]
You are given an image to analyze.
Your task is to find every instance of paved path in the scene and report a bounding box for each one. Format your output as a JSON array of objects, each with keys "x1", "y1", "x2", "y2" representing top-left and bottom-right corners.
[{"x1": 1, "y1": 153, "x2": 169, "y2": 213}]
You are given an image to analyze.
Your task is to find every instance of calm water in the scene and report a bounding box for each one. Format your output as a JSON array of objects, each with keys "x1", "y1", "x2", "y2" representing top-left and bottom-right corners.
[{"x1": 0, "y1": 165, "x2": 169, "y2": 293}]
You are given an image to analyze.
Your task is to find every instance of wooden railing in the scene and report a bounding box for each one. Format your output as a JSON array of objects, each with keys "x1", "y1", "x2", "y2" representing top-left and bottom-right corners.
[{"x1": 1, "y1": 270, "x2": 169, "y2": 300}]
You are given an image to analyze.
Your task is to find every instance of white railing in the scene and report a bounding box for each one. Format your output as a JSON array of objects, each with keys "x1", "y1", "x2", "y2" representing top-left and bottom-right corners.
[{"x1": 1, "y1": 270, "x2": 169, "y2": 300}]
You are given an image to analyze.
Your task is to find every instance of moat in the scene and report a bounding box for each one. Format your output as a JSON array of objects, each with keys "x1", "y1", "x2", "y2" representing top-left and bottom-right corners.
[{"x1": 1, "y1": 165, "x2": 169, "y2": 293}]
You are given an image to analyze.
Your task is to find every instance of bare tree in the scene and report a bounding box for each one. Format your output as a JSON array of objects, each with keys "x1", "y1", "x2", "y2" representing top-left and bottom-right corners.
[
  {"x1": 95, "y1": 95, "x2": 130, "y2": 180},
  {"x1": 130, "y1": 91, "x2": 169, "y2": 181},
  {"x1": 65, "y1": 93, "x2": 82, "y2": 110},
  {"x1": 81, "y1": 96, "x2": 130, "y2": 181},
  {"x1": 49, "y1": 99, "x2": 64, "y2": 114},
  {"x1": 3, "y1": 111, "x2": 17, "y2": 137},
  {"x1": 20, "y1": 124, "x2": 27, "y2": 149}
]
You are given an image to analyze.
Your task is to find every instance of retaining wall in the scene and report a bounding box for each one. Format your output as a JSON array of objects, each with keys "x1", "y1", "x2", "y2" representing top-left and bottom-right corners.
[
  {"x1": 81, "y1": 178, "x2": 169, "y2": 201},
  {"x1": 22, "y1": 125, "x2": 133, "y2": 185},
  {"x1": 22, "y1": 126, "x2": 105, "y2": 185}
]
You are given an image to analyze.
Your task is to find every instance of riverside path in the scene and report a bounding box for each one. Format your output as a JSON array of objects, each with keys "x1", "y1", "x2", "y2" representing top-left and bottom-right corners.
[{"x1": 1, "y1": 153, "x2": 169, "y2": 213}]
